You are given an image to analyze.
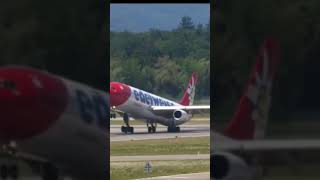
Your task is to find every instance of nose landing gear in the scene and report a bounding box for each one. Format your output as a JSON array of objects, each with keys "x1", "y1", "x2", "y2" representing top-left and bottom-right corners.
[{"x1": 121, "y1": 113, "x2": 134, "y2": 134}]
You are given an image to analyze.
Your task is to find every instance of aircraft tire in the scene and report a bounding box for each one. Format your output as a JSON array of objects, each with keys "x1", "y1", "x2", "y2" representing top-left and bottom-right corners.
[
  {"x1": 111, "y1": 113, "x2": 116, "y2": 118},
  {"x1": 152, "y1": 127, "x2": 156, "y2": 133},
  {"x1": 121, "y1": 126, "x2": 127, "y2": 134},
  {"x1": 9, "y1": 165, "x2": 18, "y2": 179},
  {"x1": 0, "y1": 165, "x2": 8, "y2": 179},
  {"x1": 129, "y1": 127, "x2": 134, "y2": 134},
  {"x1": 42, "y1": 163, "x2": 59, "y2": 180},
  {"x1": 148, "y1": 127, "x2": 152, "y2": 133}
]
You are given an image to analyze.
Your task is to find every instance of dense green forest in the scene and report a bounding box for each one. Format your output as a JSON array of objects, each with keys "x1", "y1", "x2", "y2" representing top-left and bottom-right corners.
[
  {"x1": 214, "y1": 0, "x2": 320, "y2": 121},
  {"x1": 0, "y1": 0, "x2": 107, "y2": 90},
  {"x1": 110, "y1": 17, "x2": 210, "y2": 101}
]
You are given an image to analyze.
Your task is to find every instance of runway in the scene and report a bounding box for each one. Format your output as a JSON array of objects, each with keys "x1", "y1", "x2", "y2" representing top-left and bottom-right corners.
[
  {"x1": 135, "y1": 172, "x2": 210, "y2": 180},
  {"x1": 110, "y1": 124, "x2": 210, "y2": 142},
  {"x1": 110, "y1": 154, "x2": 210, "y2": 162}
]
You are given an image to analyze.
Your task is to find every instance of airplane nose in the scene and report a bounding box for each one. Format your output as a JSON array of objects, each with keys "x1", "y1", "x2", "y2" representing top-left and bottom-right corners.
[
  {"x1": 110, "y1": 82, "x2": 131, "y2": 107},
  {"x1": 0, "y1": 67, "x2": 68, "y2": 140}
]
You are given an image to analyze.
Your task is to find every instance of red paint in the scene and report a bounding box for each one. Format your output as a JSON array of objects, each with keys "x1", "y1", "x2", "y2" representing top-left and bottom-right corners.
[
  {"x1": 224, "y1": 38, "x2": 279, "y2": 140},
  {"x1": 110, "y1": 82, "x2": 131, "y2": 107},
  {"x1": 0, "y1": 66, "x2": 68, "y2": 140},
  {"x1": 180, "y1": 72, "x2": 198, "y2": 106}
]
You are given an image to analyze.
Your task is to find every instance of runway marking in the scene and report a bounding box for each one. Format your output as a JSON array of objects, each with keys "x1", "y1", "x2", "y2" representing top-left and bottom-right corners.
[
  {"x1": 111, "y1": 135, "x2": 210, "y2": 142},
  {"x1": 110, "y1": 154, "x2": 210, "y2": 162},
  {"x1": 134, "y1": 172, "x2": 210, "y2": 180}
]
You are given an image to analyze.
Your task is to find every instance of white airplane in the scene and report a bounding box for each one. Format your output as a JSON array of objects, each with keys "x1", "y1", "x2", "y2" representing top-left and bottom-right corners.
[
  {"x1": 211, "y1": 38, "x2": 320, "y2": 179},
  {"x1": 0, "y1": 66, "x2": 108, "y2": 180},
  {"x1": 110, "y1": 73, "x2": 210, "y2": 133}
]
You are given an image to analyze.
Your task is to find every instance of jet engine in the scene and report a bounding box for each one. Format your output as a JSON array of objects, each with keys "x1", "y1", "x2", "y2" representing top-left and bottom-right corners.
[
  {"x1": 211, "y1": 152, "x2": 254, "y2": 180},
  {"x1": 172, "y1": 109, "x2": 190, "y2": 122}
]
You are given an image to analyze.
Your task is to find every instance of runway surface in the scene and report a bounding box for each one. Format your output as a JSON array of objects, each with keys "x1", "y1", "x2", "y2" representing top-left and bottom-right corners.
[
  {"x1": 135, "y1": 172, "x2": 210, "y2": 180},
  {"x1": 111, "y1": 154, "x2": 210, "y2": 162},
  {"x1": 110, "y1": 124, "x2": 210, "y2": 142}
]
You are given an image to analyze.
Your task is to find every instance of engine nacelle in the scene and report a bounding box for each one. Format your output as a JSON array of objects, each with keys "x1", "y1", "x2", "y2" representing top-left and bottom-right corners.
[
  {"x1": 211, "y1": 152, "x2": 254, "y2": 180},
  {"x1": 172, "y1": 109, "x2": 190, "y2": 122}
]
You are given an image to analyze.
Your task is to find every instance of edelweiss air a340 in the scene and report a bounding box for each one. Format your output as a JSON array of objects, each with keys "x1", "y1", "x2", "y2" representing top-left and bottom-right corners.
[
  {"x1": 110, "y1": 73, "x2": 210, "y2": 133},
  {"x1": 211, "y1": 38, "x2": 320, "y2": 180}
]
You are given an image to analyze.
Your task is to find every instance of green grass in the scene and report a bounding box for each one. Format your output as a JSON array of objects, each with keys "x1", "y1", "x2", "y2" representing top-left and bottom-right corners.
[
  {"x1": 110, "y1": 137, "x2": 210, "y2": 156},
  {"x1": 110, "y1": 160, "x2": 209, "y2": 180}
]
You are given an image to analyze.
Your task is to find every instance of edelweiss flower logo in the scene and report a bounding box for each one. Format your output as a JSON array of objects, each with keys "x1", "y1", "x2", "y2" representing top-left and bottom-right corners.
[
  {"x1": 247, "y1": 48, "x2": 272, "y2": 138},
  {"x1": 187, "y1": 77, "x2": 196, "y2": 105}
]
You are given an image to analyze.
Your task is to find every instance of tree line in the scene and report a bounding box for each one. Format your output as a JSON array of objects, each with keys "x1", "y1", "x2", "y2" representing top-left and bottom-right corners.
[
  {"x1": 214, "y1": 0, "x2": 320, "y2": 121},
  {"x1": 110, "y1": 16, "x2": 210, "y2": 101}
]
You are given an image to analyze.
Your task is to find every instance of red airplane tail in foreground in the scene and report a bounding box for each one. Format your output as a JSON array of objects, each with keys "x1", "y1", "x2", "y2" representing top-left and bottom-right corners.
[{"x1": 224, "y1": 38, "x2": 280, "y2": 140}]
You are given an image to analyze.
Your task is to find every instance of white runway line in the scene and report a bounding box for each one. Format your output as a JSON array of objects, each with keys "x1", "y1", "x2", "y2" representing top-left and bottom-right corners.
[
  {"x1": 134, "y1": 172, "x2": 210, "y2": 180},
  {"x1": 110, "y1": 154, "x2": 210, "y2": 162}
]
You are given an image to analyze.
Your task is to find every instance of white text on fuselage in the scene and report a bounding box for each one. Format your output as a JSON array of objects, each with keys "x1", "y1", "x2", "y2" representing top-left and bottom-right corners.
[{"x1": 133, "y1": 89, "x2": 175, "y2": 106}]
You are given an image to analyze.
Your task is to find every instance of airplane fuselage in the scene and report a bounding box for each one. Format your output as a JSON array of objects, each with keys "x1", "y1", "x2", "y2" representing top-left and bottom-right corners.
[
  {"x1": 113, "y1": 84, "x2": 191, "y2": 126},
  {"x1": 0, "y1": 66, "x2": 108, "y2": 179}
]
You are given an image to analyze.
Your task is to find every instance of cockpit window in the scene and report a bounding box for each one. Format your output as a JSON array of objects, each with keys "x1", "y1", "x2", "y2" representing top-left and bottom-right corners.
[{"x1": 0, "y1": 80, "x2": 16, "y2": 90}]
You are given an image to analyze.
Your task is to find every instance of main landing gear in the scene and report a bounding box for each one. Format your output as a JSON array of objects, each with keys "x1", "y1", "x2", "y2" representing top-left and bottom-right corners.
[
  {"x1": 0, "y1": 164, "x2": 18, "y2": 180},
  {"x1": 121, "y1": 113, "x2": 134, "y2": 134},
  {"x1": 41, "y1": 163, "x2": 60, "y2": 180},
  {"x1": 147, "y1": 122, "x2": 157, "y2": 133},
  {"x1": 0, "y1": 143, "x2": 61, "y2": 180},
  {"x1": 0, "y1": 142, "x2": 19, "y2": 180}
]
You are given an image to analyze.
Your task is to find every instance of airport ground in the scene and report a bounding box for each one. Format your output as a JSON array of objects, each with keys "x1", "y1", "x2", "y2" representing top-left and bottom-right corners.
[
  {"x1": 110, "y1": 116, "x2": 320, "y2": 180},
  {"x1": 12, "y1": 118, "x2": 320, "y2": 179},
  {"x1": 110, "y1": 116, "x2": 210, "y2": 180},
  {"x1": 111, "y1": 137, "x2": 209, "y2": 156},
  {"x1": 110, "y1": 160, "x2": 209, "y2": 180}
]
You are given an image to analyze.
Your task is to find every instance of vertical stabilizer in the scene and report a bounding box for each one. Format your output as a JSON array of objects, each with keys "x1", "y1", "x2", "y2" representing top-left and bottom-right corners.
[
  {"x1": 224, "y1": 38, "x2": 280, "y2": 140},
  {"x1": 180, "y1": 72, "x2": 198, "y2": 106}
]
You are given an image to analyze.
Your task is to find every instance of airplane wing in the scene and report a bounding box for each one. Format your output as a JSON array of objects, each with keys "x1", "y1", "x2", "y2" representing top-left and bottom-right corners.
[
  {"x1": 0, "y1": 149, "x2": 51, "y2": 176},
  {"x1": 0, "y1": 144, "x2": 49, "y2": 165},
  {"x1": 212, "y1": 139, "x2": 320, "y2": 165},
  {"x1": 151, "y1": 105, "x2": 210, "y2": 112},
  {"x1": 212, "y1": 139, "x2": 320, "y2": 152},
  {"x1": 111, "y1": 105, "x2": 210, "y2": 118},
  {"x1": 150, "y1": 105, "x2": 210, "y2": 117}
]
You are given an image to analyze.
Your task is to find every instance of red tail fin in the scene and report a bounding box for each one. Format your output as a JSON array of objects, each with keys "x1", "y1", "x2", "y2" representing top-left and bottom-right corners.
[
  {"x1": 180, "y1": 72, "x2": 198, "y2": 106},
  {"x1": 224, "y1": 38, "x2": 280, "y2": 140}
]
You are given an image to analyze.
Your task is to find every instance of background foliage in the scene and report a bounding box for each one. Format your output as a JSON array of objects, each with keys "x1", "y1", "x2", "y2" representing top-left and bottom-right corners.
[
  {"x1": 0, "y1": 0, "x2": 107, "y2": 90},
  {"x1": 110, "y1": 17, "x2": 210, "y2": 101},
  {"x1": 214, "y1": 0, "x2": 320, "y2": 121}
]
